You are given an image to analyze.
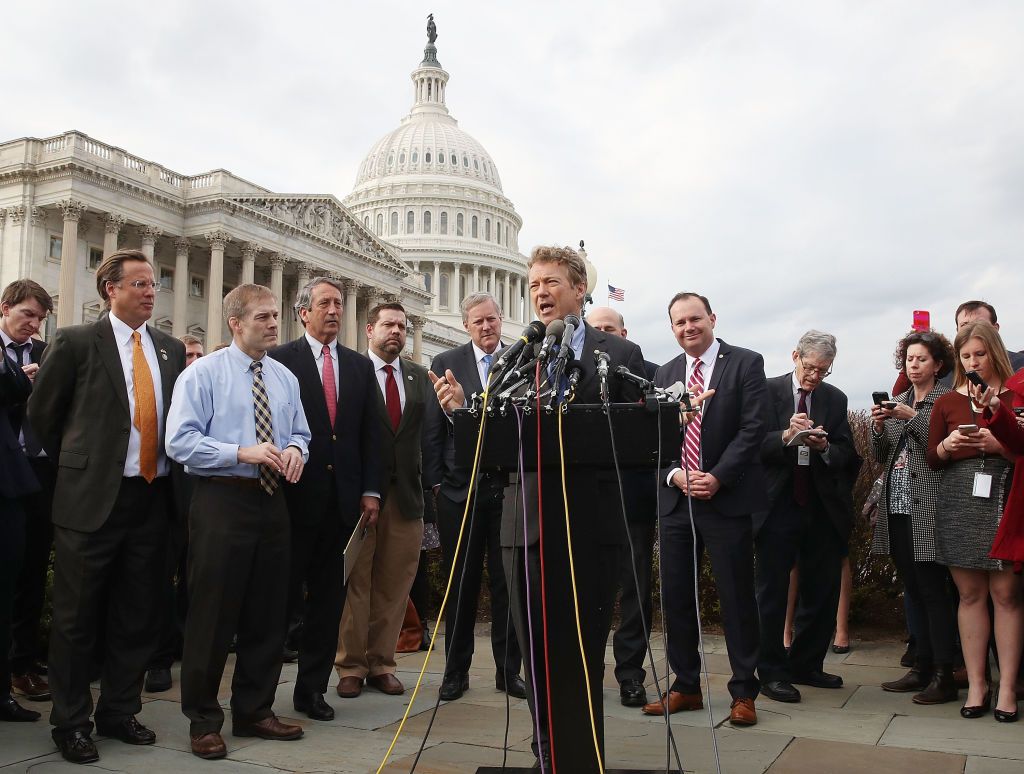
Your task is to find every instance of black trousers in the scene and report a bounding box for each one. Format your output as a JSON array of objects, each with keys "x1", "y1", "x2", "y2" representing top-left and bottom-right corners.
[
  {"x1": 438, "y1": 487, "x2": 521, "y2": 679},
  {"x1": 613, "y1": 519, "x2": 655, "y2": 684},
  {"x1": 9, "y1": 458, "x2": 54, "y2": 675},
  {"x1": 1, "y1": 495, "x2": 27, "y2": 697},
  {"x1": 48, "y1": 477, "x2": 170, "y2": 735},
  {"x1": 148, "y1": 523, "x2": 188, "y2": 671},
  {"x1": 755, "y1": 490, "x2": 845, "y2": 681},
  {"x1": 289, "y1": 488, "x2": 353, "y2": 698},
  {"x1": 661, "y1": 498, "x2": 760, "y2": 699},
  {"x1": 181, "y1": 479, "x2": 289, "y2": 734},
  {"x1": 888, "y1": 513, "x2": 957, "y2": 664}
]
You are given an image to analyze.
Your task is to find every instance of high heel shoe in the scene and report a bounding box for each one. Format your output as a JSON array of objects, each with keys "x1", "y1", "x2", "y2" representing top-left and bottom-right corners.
[
  {"x1": 960, "y1": 691, "x2": 992, "y2": 719},
  {"x1": 994, "y1": 706, "x2": 1019, "y2": 723}
]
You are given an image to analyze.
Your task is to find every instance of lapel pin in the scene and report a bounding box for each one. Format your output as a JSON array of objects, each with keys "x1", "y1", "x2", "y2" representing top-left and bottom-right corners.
[
  {"x1": 160, "y1": 349, "x2": 168, "y2": 361},
  {"x1": 407, "y1": 374, "x2": 413, "y2": 381}
]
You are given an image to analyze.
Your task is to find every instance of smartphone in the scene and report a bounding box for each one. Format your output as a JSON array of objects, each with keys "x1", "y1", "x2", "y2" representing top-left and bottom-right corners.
[
  {"x1": 912, "y1": 310, "x2": 930, "y2": 332},
  {"x1": 881, "y1": 401, "x2": 898, "y2": 410},
  {"x1": 872, "y1": 391, "x2": 890, "y2": 406},
  {"x1": 965, "y1": 371, "x2": 988, "y2": 390},
  {"x1": 1014, "y1": 407, "x2": 1024, "y2": 417},
  {"x1": 958, "y1": 424, "x2": 980, "y2": 434}
]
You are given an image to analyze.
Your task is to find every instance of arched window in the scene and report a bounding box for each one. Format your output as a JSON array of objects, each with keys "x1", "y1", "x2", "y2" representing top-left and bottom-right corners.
[
  {"x1": 411, "y1": 149, "x2": 418, "y2": 164},
  {"x1": 451, "y1": 153, "x2": 457, "y2": 165},
  {"x1": 484, "y1": 218, "x2": 491, "y2": 241},
  {"x1": 439, "y1": 273, "x2": 449, "y2": 308},
  {"x1": 390, "y1": 211, "x2": 399, "y2": 234},
  {"x1": 423, "y1": 211, "x2": 432, "y2": 234},
  {"x1": 456, "y1": 213, "x2": 464, "y2": 236},
  {"x1": 425, "y1": 150, "x2": 432, "y2": 164},
  {"x1": 460, "y1": 274, "x2": 467, "y2": 299},
  {"x1": 473, "y1": 158, "x2": 479, "y2": 171},
  {"x1": 423, "y1": 272, "x2": 432, "y2": 292},
  {"x1": 406, "y1": 210, "x2": 415, "y2": 234},
  {"x1": 376, "y1": 213, "x2": 383, "y2": 235},
  {"x1": 439, "y1": 211, "x2": 448, "y2": 235},
  {"x1": 463, "y1": 155, "x2": 469, "y2": 168},
  {"x1": 387, "y1": 153, "x2": 394, "y2": 168},
  {"x1": 505, "y1": 228, "x2": 510, "y2": 247},
  {"x1": 471, "y1": 215, "x2": 478, "y2": 238},
  {"x1": 399, "y1": 151, "x2": 406, "y2": 164},
  {"x1": 496, "y1": 221, "x2": 502, "y2": 243},
  {"x1": 364, "y1": 216, "x2": 369, "y2": 227}
]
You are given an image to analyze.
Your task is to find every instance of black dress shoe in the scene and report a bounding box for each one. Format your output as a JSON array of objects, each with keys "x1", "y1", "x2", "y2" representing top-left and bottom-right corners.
[
  {"x1": 532, "y1": 753, "x2": 552, "y2": 769},
  {"x1": 994, "y1": 707, "x2": 1019, "y2": 723},
  {"x1": 144, "y1": 667, "x2": 172, "y2": 692},
  {"x1": 619, "y1": 679, "x2": 648, "y2": 707},
  {"x1": 282, "y1": 645, "x2": 299, "y2": 663},
  {"x1": 0, "y1": 695, "x2": 41, "y2": 722},
  {"x1": 761, "y1": 680, "x2": 801, "y2": 703},
  {"x1": 439, "y1": 672, "x2": 469, "y2": 701},
  {"x1": 96, "y1": 715, "x2": 157, "y2": 745},
  {"x1": 497, "y1": 672, "x2": 527, "y2": 699},
  {"x1": 792, "y1": 670, "x2": 843, "y2": 689},
  {"x1": 420, "y1": 624, "x2": 433, "y2": 651},
  {"x1": 293, "y1": 692, "x2": 335, "y2": 721},
  {"x1": 54, "y1": 729, "x2": 100, "y2": 764},
  {"x1": 960, "y1": 691, "x2": 991, "y2": 719}
]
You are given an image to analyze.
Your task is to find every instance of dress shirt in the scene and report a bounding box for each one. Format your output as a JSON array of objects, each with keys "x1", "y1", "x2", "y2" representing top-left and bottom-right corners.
[
  {"x1": 791, "y1": 371, "x2": 831, "y2": 463},
  {"x1": 471, "y1": 341, "x2": 502, "y2": 390},
  {"x1": 305, "y1": 332, "x2": 339, "y2": 396},
  {"x1": 668, "y1": 339, "x2": 721, "y2": 487},
  {"x1": 1, "y1": 328, "x2": 46, "y2": 457},
  {"x1": 166, "y1": 342, "x2": 311, "y2": 476},
  {"x1": 108, "y1": 312, "x2": 168, "y2": 477},
  {"x1": 368, "y1": 349, "x2": 407, "y2": 410}
]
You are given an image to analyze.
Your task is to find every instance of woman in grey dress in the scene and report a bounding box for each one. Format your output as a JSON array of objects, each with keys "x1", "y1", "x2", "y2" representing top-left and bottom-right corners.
[{"x1": 927, "y1": 320, "x2": 1020, "y2": 721}]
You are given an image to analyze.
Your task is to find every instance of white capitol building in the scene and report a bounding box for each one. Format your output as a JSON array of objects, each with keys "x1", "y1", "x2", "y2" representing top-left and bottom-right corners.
[{"x1": 0, "y1": 21, "x2": 536, "y2": 363}]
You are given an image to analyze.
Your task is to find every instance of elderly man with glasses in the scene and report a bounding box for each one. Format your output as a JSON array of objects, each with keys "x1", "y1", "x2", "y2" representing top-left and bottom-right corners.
[{"x1": 753, "y1": 330, "x2": 861, "y2": 705}]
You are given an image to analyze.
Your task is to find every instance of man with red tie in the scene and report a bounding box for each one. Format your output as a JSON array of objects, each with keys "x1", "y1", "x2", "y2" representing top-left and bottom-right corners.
[
  {"x1": 335, "y1": 303, "x2": 432, "y2": 698},
  {"x1": 268, "y1": 278, "x2": 380, "y2": 720}
]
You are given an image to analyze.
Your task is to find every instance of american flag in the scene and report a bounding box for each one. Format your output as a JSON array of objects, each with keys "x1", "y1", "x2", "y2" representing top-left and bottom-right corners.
[{"x1": 607, "y1": 284, "x2": 625, "y2": 301}]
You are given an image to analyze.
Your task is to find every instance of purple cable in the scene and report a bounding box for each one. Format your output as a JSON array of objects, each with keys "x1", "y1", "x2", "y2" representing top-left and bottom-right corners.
[{"x1": 513, "y1": 405, "x2": 545, "y2": 770}]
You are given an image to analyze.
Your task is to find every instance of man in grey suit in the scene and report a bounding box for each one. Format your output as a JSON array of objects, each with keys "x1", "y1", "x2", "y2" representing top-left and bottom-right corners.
[{"x1": 29, "y1": 250, "x2": 185, "y2": 764}]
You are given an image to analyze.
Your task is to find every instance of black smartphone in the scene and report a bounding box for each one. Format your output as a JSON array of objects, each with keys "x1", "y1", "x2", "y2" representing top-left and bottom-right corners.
[
  {"x1": 965, "y1": 371, "x2": 988, "y2": 390},
  {"x1": 872, "y1": 391, "x2": 890, "y2": 406},
  {"x1": 1014, "y1": 407, "x2": 1024, "y2": 417}
]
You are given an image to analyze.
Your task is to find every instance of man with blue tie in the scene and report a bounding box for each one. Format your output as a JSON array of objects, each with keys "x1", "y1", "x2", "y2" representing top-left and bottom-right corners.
[{"x1": 166, "y1": 283, "x2": 311, "y2": 760}]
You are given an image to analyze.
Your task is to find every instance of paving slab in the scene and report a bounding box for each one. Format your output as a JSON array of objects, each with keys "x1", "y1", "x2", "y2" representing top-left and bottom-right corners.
[
  {"x1": 379, "y1": 698, "x2": 534, "y2": 750},
  {"x1": 880, "y1": 715, "x2": 1024, "y2": 760},
  {"x1": 843, "y1": 684, "x2": 965, "y2": 719},
  {"x1": 384, "y1": 740, "x2": 537, "y2": 772},
  {"x1": 606, "y1": 723, "x2": 791, "y2": 774},
  {"x1": 232, "y1": 724, "x2": 421, "y2": 774},
  {"x1": 966, "y1": 755, "x2": 1024, "y2": 773},
  {"x1": 747, "y1": 703, "x2": 892, "y2": 746},
  {"x1": 767, "y1": 737, "x2": 966, "y2": 774},
  {"x1": 0, "y1": 742, "x2": 273, "y2": 773}
]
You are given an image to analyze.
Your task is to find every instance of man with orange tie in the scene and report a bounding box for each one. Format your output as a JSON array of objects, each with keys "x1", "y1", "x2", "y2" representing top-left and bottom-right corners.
[{"x1": 29, "y1": 250, "x2": 185, "y2": 764}]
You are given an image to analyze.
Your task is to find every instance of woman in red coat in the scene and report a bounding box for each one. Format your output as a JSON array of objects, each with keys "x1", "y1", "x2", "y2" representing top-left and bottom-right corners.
[{"x1": 976, "y1": 370, "x2": 1024, "y2": 569}]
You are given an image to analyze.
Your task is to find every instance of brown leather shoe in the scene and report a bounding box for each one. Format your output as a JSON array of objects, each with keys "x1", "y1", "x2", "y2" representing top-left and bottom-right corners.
[
  {"x1": 232, "y1": 716, "x2": 303, "y2": 740},
  {"x1": 729, "y1": 697, "x2": 757, "y2": 726},
  {"x1": 641, "y1": 690, "x2": 703, "y2": 715},
  {"x1": 367, "y1": 673, "x2": 405, "y2": 695},
  {"x1": 190, "y1": 732, "x2": 227, "y2": 759},
  {"x1": 11, "y1": 673, "x2": 51, "y2": 701},
  {"x1": 336, "y1": 676, "x2": 363, "y2": 698}
]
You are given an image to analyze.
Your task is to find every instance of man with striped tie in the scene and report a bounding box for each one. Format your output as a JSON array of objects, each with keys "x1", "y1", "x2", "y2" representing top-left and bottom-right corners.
[
  {"x1": 166, "y1": 284, "x2": 311, "y2": 760},
  {"x1": 643, "y1": 292, "x2": 768, "y2": 727}
]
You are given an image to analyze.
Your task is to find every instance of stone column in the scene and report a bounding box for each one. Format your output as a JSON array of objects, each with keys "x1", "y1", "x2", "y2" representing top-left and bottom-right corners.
[
  {"x1": 342, "y1": 279, "x2": 358, "y2": 350},
  {"x1": 472, "y1": 264, "x2": 480, "y2": 293},
  {"x1": 293, "y1": 263, "x2": 312, "y2": 342},
  {"x1": 510, "y1": 274, "x2": 519, "y2": 321},
  {"x1": 57, "y1": 199, "x2": 85, "y2": 328},
  {"x1": 269, "y1": 253, "x2": 287, "y2": 314},
  {"x1": 432, "y1": 261, "x2": 440, "y2": 312},
  {"x1": 241, "y1": 242, "x2": 261, "y2": 285},
  {"x1": 450, "y1": 262, "x2": 461, "y2": 311},
  {"x1": 502, "y1": 271, "x2": 511, "y2": 317},
  {"x1": 172, "y1": 238, "x2": 190, "y2": 337},
  {"x1": 411, "y1": 315, "x2": 423, "y2": 363},
  {"x1": 489, "y1": 267, "x2": 496, "y2": 296},
  {"x1": 139, "y1": 225, "x2": 162, "y2": 261},
  {"x1": 103, "y1": 214, "x2": 126, "y2": 258},
  {"x1": 205, "y1": 230, "x2": 231, "y2": 347}
]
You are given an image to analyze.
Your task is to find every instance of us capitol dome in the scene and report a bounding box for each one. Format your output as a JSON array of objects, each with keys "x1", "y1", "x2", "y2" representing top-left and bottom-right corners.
[{"x1": 344, "y1": 17, "x2": 530, "y2": 333}]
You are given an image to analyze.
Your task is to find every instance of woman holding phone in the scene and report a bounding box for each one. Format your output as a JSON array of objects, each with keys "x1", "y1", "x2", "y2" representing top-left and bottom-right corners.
[
  {"x1": 871, "y1": 330, "x2": 957, "y2": 703},
  {"x1": 976, "y1": 370, "x2": 1024, "y2": 571},
  {"x1": 928, "y1": 320, "x2": 1020, "y2": 721}
]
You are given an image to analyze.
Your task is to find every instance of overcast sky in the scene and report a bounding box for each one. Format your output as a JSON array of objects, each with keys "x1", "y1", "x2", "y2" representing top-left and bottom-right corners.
[{"x1": 3, "y1": 1, "x2": 1022, "y2": 407}]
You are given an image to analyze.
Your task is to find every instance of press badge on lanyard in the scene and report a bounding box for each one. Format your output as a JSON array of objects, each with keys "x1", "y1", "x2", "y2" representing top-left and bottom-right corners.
[
  {"x1": 797, "y1": 446, "x2": 811, "y2": 466},
  {"x1": 973, "y1": 472, "x2": 992, "y2": 498}
]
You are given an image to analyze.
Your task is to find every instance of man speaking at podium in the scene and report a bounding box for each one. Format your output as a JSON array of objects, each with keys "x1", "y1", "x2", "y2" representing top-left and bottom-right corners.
[{"x1": 431, "y1": 245, "x2": 645, "y2": 771}]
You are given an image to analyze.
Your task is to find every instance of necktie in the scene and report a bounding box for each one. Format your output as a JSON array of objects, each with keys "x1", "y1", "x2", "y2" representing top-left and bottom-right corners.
[
  {"x1": 8, "y1": 343, "x2": 42, "y2": 457},
  {"x1": 322, "y1": 344, "x2": 337, "y2": 427},
  {"x1": 250, "y1": 360, "x2": 278, "y2": 495},
  {"x1": 384, "y1": 364, "x2": 402, "y2": 432},
  {"x1": 131, "y1": 331, "x2": 158, "y2": 483},
  {"x1": 482, "y1": 353, "x2": 493, "y2": 383},
  {"x1": 794, "y1": 388, "x2": 810, "y2": 506},
  {"x1": 683, "y1": 358, "x2": 704, "y2": 472}
]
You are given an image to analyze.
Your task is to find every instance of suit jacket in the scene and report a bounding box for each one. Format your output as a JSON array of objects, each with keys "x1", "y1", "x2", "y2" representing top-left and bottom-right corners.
[
  {"x1": 269, "y1": 337, "x2": 380, "y2": 528},
  {"x1": 28, "y1": 317, "x2": 185, "y2": 533},
  {"x1": 372, "y1": 355, "x2": 432, "y2": 520},
  {"x1": 0, "y1": 349, "x2": 39, "y2": 500},
  {"x1": 501, "y1": 322, "x2": 646, "y2": 547},
  {"x1": 655, "y1": 339, "x2": 769, "y2": 518},
  {"x1": 756, "y1": 373, "x2": 862, "y2": 540}
]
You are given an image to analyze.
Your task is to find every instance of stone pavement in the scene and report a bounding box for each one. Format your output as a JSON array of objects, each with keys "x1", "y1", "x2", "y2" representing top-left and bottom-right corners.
[{"x1": 2, "y1": 632, "x2": 1023, "y2": 773}]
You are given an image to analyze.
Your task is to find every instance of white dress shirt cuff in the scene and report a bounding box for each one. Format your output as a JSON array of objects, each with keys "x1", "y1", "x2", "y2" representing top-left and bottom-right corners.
[{"x1": 667, "y1": 467, "x2": 683, "y2": 487}]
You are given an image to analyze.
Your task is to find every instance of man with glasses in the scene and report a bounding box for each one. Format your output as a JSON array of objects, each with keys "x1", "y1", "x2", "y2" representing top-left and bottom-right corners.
[
  {"x1": 29, "y1": 250, "x2": 185, "y2": 763},
  {"x1": 754, "y1": 330, "x2": 860, "y2": 704}
]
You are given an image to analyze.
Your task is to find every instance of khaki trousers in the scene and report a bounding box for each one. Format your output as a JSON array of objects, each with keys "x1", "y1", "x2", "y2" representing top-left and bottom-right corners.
[{"x1": 335, "y1": 497, "x2": 423, "y2": 678}]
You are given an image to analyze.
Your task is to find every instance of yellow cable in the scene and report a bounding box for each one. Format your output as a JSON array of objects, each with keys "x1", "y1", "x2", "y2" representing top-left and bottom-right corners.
[
  {"x1": 376, "y1": 376, "x2": 493, "y2": 773},
  {"x1": 557, "y1": 407, "x2": 606, "y2": 774}
]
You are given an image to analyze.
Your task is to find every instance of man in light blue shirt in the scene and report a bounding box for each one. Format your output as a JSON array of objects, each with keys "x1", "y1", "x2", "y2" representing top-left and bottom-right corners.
[{"x1": 166, "y1": 283, "x2": 310, "y2": 760}]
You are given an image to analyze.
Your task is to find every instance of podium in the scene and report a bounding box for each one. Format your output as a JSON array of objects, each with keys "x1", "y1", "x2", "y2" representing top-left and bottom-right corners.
[{"x1": 454, "y1": 402, "x2": 678, "y2": 774}]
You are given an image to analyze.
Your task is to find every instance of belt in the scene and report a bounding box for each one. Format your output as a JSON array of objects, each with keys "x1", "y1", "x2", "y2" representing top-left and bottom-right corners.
[{"x1": 204, "y1": 476, "x2": 262, "y2": 490}]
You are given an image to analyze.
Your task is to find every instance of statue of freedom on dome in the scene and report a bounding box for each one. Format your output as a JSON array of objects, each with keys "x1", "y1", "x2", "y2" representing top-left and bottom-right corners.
[{"x1": 427, "y1": 14, "x2": 438, "y2": 45}]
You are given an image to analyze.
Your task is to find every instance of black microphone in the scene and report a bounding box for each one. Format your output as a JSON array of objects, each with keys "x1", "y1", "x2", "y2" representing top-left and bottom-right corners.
[
  {"x1": 548, "y1": 315, "x2": 579, "y2": 402},
  {"x1": 594, "y1": 350, "x2": 611, "y2": 403},
  {"x1": 536, "y1": 319, "x2": 565, "y2": 366},
  {"x1": 491, "y1": 320, "x2": 546, "y2": 379},
  {"x1": 549, "y1": 348, "x2": 577, "y2": 407},
  {"x1": 614, "y1": 364, "x2": 653, "y2": 391}
]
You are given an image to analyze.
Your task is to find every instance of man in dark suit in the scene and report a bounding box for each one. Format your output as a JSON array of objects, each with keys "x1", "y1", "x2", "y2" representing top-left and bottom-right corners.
[
  {"x1": 29, "y1": 250, "x2": 185, "y2": 764},
  {"x1": 335, "y1": 302, "x2": 432, "y2": 698},
  {"x1": 644, "y1": 292, "x2": 767, "y2": 727},
  {"x1": 755, "y1": 331, "x2": 860, "y2": 704},
  {"x1": 424, "y1": 292, "x2": 526, "y2": 702},
  {"x1": 268, "y1": 277, "x2": 380, "y2": 721},
  {"x1": 0, "y1": 279, "x2": 54, "y2": 703},
  {"x1": 1, "y1": 318, "x2": 42, "y2": 723},
  {"x1": 587, "y1": 305, "x2": 660, "y2": 708},
  {"x1": 432, "y1": 246, "x2": 646, "y2": 770}
]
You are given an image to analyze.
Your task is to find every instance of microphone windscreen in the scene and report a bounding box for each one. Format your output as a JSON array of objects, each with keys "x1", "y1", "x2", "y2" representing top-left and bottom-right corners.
[{"x1": 545, "y1": 319, "x2": 566, "y2": 340}]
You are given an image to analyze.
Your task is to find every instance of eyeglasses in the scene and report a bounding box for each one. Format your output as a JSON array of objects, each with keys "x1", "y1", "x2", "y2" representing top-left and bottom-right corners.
[
  {"x1": 119, "y1": 280, "x2": 160, "y2": 290},
  {"x1": 799, "y1": 359, "x2": 833, "y2": 378}
]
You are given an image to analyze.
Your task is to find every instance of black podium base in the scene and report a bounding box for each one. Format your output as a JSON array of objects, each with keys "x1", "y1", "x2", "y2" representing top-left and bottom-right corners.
[{"x1": 477, "y1": 770, "x2": 664, "y2": 773}]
